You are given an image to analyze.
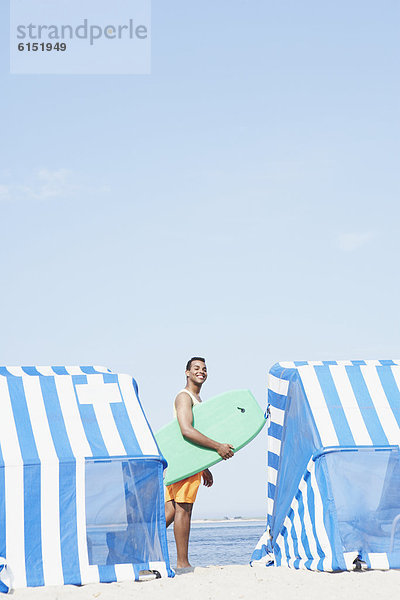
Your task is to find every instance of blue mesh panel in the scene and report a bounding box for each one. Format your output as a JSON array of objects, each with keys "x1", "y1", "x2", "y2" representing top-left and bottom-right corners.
[
  {"x1": 85, "y1": 458, "x2": 165, "y2": 566},
  {"x1": 324, "y1": 448, "x2": 400, "y2": 555}
]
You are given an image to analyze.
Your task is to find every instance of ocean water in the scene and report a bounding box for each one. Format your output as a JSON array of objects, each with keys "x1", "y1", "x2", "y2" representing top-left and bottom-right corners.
[{"x1": 166, "y1": 520, "x2": 266, "y2": 567}]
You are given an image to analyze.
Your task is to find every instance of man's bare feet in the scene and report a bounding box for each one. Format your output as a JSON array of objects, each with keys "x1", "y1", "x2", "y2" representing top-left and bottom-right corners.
[{"x1": 175, "y1": 566, "x2": 194, "y2": 574}]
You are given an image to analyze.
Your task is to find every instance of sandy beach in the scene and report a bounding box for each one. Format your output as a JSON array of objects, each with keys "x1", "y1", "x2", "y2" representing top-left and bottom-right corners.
[{"x1": 10, "y1": 565, "x2": 400, "y2": 600}]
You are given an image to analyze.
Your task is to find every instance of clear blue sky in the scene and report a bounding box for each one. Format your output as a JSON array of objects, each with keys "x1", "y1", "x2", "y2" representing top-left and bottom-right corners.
[{"x1": 1, "y1": 1, "x2": 399, "y2": 517}]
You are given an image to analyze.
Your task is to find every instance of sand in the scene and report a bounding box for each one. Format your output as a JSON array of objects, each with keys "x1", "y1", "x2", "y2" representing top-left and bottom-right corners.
[{"x1": 10, "y1": 565, "x2": 400, "y2": 600}]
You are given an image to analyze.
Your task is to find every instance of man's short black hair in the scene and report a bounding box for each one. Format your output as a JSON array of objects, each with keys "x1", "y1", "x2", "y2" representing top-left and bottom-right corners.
[{"x1": 186, "y1": 357, "x2": 206, "y2": 371}]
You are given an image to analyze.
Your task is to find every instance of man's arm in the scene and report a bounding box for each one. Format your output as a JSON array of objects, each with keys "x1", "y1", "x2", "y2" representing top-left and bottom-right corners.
[{"x1": 175, "y1": 393, "x2": 234, "y2": 460}]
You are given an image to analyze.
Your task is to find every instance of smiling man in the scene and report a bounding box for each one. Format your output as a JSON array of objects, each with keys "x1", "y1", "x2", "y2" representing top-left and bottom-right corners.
[{"x1": 164, "y1": 357, "x2": 234, "y2": 569}]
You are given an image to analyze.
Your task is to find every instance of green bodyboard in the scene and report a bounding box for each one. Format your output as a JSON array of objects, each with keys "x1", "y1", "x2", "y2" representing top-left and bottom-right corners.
[{"x1": 155, "y1": 389, "x2": 266, "y2": 486}]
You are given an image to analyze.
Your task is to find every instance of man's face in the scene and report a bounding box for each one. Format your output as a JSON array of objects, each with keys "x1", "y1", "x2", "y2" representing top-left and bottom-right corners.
[{"x1": 186, "y1": 360, "x2": 207, "y2": 385}]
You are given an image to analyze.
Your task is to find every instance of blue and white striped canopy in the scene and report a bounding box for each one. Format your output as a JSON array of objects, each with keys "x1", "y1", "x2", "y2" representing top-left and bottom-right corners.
[
  {"x1": 252, "y1": 360, "x2": 400, "y2": 571},
  {"x1": 0, "y1": 366, "x2": 172, "y2": 591}
]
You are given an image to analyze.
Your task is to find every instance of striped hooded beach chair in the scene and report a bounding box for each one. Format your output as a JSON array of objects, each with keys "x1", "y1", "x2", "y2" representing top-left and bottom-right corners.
[
  {"x1": 252, "y1": 360, "x2": 400, "y2": 571},
  {"x1": 0, "y1": 366, "x2": 173, "y2": 592}
]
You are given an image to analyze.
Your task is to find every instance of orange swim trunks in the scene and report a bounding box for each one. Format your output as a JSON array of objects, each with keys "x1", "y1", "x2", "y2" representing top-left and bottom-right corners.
[{"x1": 165, "y1": 472, "x2": 202, "y2": 504}]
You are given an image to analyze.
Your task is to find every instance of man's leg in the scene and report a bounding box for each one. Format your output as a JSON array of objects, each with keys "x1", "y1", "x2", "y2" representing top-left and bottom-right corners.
[
  {"x1": 174, "y1": 502, "x2": 193, "y2": 568},
  {"x1": 165, "y1": 500, "x2": 175, "y2": 527}
]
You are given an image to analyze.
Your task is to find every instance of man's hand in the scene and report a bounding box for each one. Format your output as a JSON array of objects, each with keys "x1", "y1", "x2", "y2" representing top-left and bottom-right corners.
[
  {"x1": 202, "y1": 469, "x2": 213, "y2": 487},
  {"x1": 217, "y1": 443, "x2": 234, "y2": 460}
]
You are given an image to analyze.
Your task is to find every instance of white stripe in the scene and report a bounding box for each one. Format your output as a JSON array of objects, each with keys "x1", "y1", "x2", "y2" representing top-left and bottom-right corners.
[
  {"x1": 148, "y1": 562, "x2": 168, "y2": 578},
  {"x1": 118, "y1": 374, "x2": 159, "y2": 455},
  {"x1": 368, "y1": 553, "x2": 389, "y2": 569},
  {"x1": 292, "y1": 495, "x2": 307, "y2": 561},
  {"x1": 5, "y1": 466, "x2": 26, "y2": 588},
  {"x1": 268, "y1": 467, "x2": 277, "y2": 485},
  {"x1": 298, "y1": 367, "x2": 339, "y2": 446},
  {"x1": 268, "y1": 374, "x2": 289, "y2": 396},
  {"x1": 268, "y1": 437, "x2": 281, "y2": 456},
  {"x1": 35, "y1": 366, "x2": 57, "y2": 376},
  {"x1": 337, "y1": 360, "x2": 352, "y2": 366},
  {"x1": 298, "y1": 476, "x2": 319, "y2": 564},
  {"x1": 390, "y1": 367, "x2": 400, "y2": 418},
  {"x1": 270, "y1": 406, "x2": 285, "y2": 426},
  {"x1": 275, "y1": 533, "x2": 286, "y2": 565},
  {"x1": 329, "y1": 366, "x2": 372, "y2": 445},
  {"x1": 93, "y1": 366, "x2": 111, "y2": 374},
  {"x1": 54, "y1": 377, "x2": 92, "y2": 458},
  {"x1": 309, "y1": 464, "x2": 332, "y2": 570},
  {"x1": 364, "y1": 360, "x2": 381, "y2": 366},
  {"x1": 0, "y1": 379, "x2": 26, "y2": 587},
  {"x1": 343, "y1": 551, "x2": 358, "y2": 570},
  {"x1": 0, "y1": 378, "x2": 24, "y2": 466},
  {"x1": 278, "y1": 362, "x2": 296, "y2": 369},
  {"x1": 22, "y1": 377, "x2": 63, "y2": 585},
  {"x1": 361, "y1": 366, "x2": 400, "y2": 445},
  {"x1": 41, "y1": 463, "x2": 63, "y2": 585},
  {"x1": 114, "y1": 564, "x2": 134, "y2": 581},
  {"x1": 65, "y1": 366, "x2": 86, "y2": 375},
  {"x1": 283, "y1": 515, "x2": 296, "y2": 564},
  {"x1": 75, "y1": 459, "x2": 99, "y2": 584},
  {"x1": 5, "y1": 367, "x2": 24, "y2": 377},
  {"x1": 308, "y1": 361, "x2": 324, "y2": 366},
  {"x1": 267, "y1": 497, "x2": 274, "y2": 515},
  {"x1": 77, "y1": 376, "x2": 126, "y2": 456},
  {"x1": 253, "y1": 529, "x2": 270, "y2": 551},
  {"x1": 35, "y1": 367, "x2": 56, "y2": 377}
]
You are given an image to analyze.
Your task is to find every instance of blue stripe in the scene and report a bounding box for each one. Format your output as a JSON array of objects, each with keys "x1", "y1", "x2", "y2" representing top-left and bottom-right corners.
[
  {"x1": 351, "y1": 360, "x2": 366, "y2": 365},
  {"x1": 39, "y1": 377, "x2": 74, "y2": 459},
  {"x1": 297, "y1": 489, "x2": 313, "y2": 563},
  {"x1": 287, "y1": 507, "x2": 300, "y2": 567},
  {"x1": 268, "y1": 422, "x2": 283, "y2": 440},
  {"x1": 7, "y1": 368, "x2": 43, "y2": 584},
  {"x1": 103, "y1": 374, "x2": 118, "y2": 384},
  {"x1": 377, "y1": 367, "x2": 400, "y2": 430},
  {"x1": 133, "y1": 564, "x2": 141, "y2": 580},
  {"x1": 59, "y1": 462, "x2": 80, "y2": 584},
  {"x1": 268, "y1": 452, "x2": 279, "y2": 470},
  {"x1": 304, "y1": 470, "x2": 325, "y2": 565},
  {"x1": 77, "y1": 404, "x2": 108, "y2": 456},
  {"x1": 268, "y1": 390, "x2": 288, "y2": 406},
  {"x1": 22, "y1": 367, "x2": 41, "y2": 376},
  {"x1": 110, "y1": 403, "x2": 141, "y2": 456},
  {"x1": 39, "y1": 378, "x2": 81, "y2": 584},
  {"x1": 98, "y1": 565, "x2": 116, "y2": 583},
  {"x1": 24, "y1": 464, "x2": 44, "y2": 586},
  {"x1": 72, "y1": 377, "x2": 108, "y2": 457},
  {"x1": 80, "y1": 366, "x2": 99, "y2": 375},
  {"x1": 51, "y1": 366, "x2": 69, "y2": 375},
  {"x1": 274, "y1": 540, "x2": 282, "y2": 566},
  {"x1": 7, "y1": 377, "x2": 39, "y2": 462},
  {"x1": 251, "y1": 545, "x2": 268, "y2": 562},
  {"x1": 281, "y1": 525, "x2": 290, "y2": 566},
  {"x1": 346, "y1": 366, "x2": 388, "y2": 445},
  {"x1": 315, "y1": 367, "x2": 355, "y2": 446},
  {"x1": 268, "y1": 482, "x2": 276, "y2": 499}
]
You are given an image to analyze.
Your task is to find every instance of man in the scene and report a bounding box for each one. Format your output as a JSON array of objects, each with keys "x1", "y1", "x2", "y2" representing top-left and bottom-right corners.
[{"x1": 164, "y1": 357, "x2": 234, "y2": 569}]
